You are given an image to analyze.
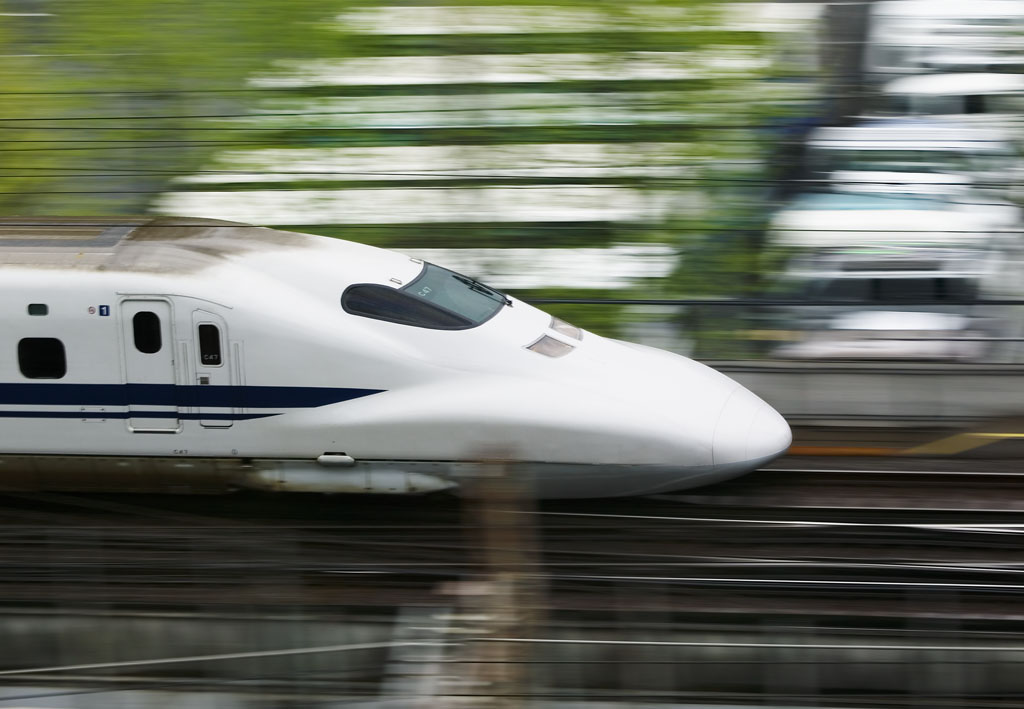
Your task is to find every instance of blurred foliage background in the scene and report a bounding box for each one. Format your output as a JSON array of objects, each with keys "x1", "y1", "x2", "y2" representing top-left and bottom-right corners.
[{"x1": 0, "y1": 0, "x2": 819, "y2": 344}]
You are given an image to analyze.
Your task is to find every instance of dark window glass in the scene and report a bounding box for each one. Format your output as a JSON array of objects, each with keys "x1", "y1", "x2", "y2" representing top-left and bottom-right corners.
[
  {"x1": 813, "y1": 279, "x2": 869, "y2": 301},
  {"x1": 936, "y1": 278, "x2": 977, "y2": 301},
  {"x1": 965, "y1": 94, "x2": 985, "y2": 114},
  {"x1": 132, "y1": 311, "x2": 162, "y2": 353},
  {"x1": 342, "y1": 284, "x2": 472, "y2": 329},
  {"x1": 875, "y1": 277, "x2": 978, "y2": 301},
  {"x1": 402, "y1": 263, "x2": 507, "y2": 325},
  {"x1": 198, "y1": 324, "x2": 222, "y2": 366},
  {"x1": 875, "y1": 278, "x2": 932, "y2": 301},
  {"x1": 808, "y1": 277, "x2": 979, "y2": 303},
  {"x1": 27, "y1": 304, "x2": 48, "y2": 316},
  {"x1": 18, "y1": 338, "x2": 66, "y2": 379}
]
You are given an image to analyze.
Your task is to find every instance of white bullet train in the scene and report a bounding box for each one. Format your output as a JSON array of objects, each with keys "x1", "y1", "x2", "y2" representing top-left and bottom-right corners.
[{"x1": 0, "y1": 217, "x2": 790, "y2": 498}]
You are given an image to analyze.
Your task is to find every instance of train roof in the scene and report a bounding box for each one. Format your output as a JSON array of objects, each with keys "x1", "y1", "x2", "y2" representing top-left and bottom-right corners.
[
  {"x1": 0, "y1": 216, "x2": 303, "y2": 269},
  {"x1": 808, "y1": 119, "x2": 1014, "y2": 151},
  {"x1": 883, "y1": 72, "x2": 1024, "y2": 97},
  {"x1": 0, "y1": 216, "x2": 404, "y2": 277}
]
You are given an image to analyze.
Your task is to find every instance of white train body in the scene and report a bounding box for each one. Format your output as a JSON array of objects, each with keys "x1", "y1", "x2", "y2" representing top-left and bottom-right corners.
[{"x1": 0, "y1": 217, "x2": 790, "y2": 498}]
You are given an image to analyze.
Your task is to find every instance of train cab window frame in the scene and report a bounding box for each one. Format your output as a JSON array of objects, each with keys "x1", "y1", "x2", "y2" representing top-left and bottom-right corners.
[
  {"x1": 341, "y1": 263, "x2": 508, "y2": 331},
  {"x1": 132, "y1": 311, "x2": 162, "y2": 354},
  {"x1": 18, "y1": 337, "x2": 67, "y2": 379},
  {"x1": 197, "y1": 323, "x2": 223, "y2": 367},
  {"x1": 342, "y1": 284, "x2": 472, "y2": 329}
]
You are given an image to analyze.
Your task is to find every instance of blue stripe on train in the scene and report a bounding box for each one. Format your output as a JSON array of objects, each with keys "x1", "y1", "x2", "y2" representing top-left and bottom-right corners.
[
  {"x1": 0, "y1": 383, "x2": 384, "y2": 408},
  {"x1": 0, "y1": 411, "x2": 277, "y2": 420}
]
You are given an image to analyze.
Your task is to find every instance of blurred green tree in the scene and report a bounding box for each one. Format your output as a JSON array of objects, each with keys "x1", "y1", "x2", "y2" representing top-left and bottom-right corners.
[
  {"x1": 0, "y1": 0, "x2": 342, "y2": 213},
  {"x1": 0, "y1": 0, "x2": 819, "y2": 350}
]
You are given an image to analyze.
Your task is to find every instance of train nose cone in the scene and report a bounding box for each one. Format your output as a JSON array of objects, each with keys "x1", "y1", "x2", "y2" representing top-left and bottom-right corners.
[{"x1": 712, "y1": 386, "x2": 791, "y2": 468}]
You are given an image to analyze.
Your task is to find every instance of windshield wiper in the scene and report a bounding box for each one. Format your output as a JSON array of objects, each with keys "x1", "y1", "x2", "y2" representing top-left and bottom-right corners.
[{"x1": 454, "y1": 274, "x2": 512, "y2": 307}]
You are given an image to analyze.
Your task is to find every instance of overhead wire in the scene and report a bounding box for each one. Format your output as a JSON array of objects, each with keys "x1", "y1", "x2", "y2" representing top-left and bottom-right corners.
[
  {"x1": 0, "y1": 91, "x2": 872, "y2": 122},
  {"x1": 0, "y1": 172, "x2": 1019, "y2": 193},
  {"x1": 0, "y1": 69, "x2": 952, "y2": 97}
]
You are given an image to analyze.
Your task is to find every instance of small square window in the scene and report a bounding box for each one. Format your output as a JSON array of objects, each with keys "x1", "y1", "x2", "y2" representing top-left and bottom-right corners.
[
  {"x1": 18, "y1": 338, "x2": 66, "y2": 379},
  {"x1": 27, "y1": 304, "x2": 48, "y2": 316},
  {"x1": 133, "y1": 311, "x2": 162, "y2": 353},
  {"x1": 198, "y1": 324, "x2": 222, "y2": 366}
]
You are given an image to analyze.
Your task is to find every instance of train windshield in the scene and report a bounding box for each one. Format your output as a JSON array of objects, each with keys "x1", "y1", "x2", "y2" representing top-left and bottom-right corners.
[
  {"x1": 402, "y1": 263, "x2": 509, "y2": 326},
  {"x1": 341, "y1": 263, "x2": 508, "y2": 330}
]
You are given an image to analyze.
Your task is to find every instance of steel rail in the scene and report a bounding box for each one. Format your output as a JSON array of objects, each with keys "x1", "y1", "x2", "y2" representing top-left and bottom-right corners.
[
  {"x1": 547, "y1": 574, "x2": 1024, "y2": 592},
  {"x1": 0, "y1": 639, "x2": 418, "y2": 677},
  {"x1": 761, "y1": 467, "x2": 1024, "y2": 477},
  {"x1": 514, "y1": 509, "x2": 1024, "y2": 531},
  {"x1": 476, "y1": 636, "x2": 1024, "y2": 652}
]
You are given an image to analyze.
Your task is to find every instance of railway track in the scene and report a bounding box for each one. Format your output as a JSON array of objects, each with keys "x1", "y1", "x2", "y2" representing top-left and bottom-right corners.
[
  {"x1": 0, "y1": 463, "x2": 1021, "y2": 619},
  {"x1": 1, "y1": 468, "x2": 1024, "y2": 709},
  {"x1": 664, "y1": 460, "x2": 1024, "y2": 511}
]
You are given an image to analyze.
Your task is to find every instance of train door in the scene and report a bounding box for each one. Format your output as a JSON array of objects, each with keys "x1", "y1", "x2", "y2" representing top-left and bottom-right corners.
[
  {"x1": 192, "y1": 310, "x2": 235, "y2": 428},
  {"x1": 120, "y1": 299, "x2": 179, "y2": 432}
]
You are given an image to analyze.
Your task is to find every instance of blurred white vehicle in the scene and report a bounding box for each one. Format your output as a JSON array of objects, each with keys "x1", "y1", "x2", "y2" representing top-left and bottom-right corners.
[
  {"x1": 774, "y1": 310, "x2": 987, "y2": 361},
  {"x1": 769, "y1": 190, "x2": 1021, "y2": 250},
  {"x1": 865, "y1": 0, "x2": 1024, "y2": 82},
  {"x1": 881, "y1": 73, "x2": 1024, "y2": 127},
  {"x1": 805, "y1": 120, "x2": 1022, "y2": 200},
  {"x1": 762, "y1": 246, "x2": 1020, "y2": 362}
]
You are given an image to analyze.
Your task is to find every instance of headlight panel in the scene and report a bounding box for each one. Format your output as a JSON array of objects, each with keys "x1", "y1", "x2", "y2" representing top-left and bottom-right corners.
[
  {"x1": 527, "y1": 334, "x2": 574, "y2": 358},
  {"x1": 551, "y1": 316, "x2": 582, "y2": 340}
]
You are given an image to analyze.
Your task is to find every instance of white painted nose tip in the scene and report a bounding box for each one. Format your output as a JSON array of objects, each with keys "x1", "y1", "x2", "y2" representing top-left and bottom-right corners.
[
  {"x1": 713, "y1": 387, "x2": 792, "y2": 466},
  {"x1": 748, "y1": 400, "x2": 792, "y2": 462}
]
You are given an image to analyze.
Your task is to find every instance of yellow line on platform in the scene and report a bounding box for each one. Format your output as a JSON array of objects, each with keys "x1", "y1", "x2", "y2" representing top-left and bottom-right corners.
[
  {"x1": 787, "y1": 446, "x2": 902, "y2": 457},
  {"x1": 788, "y1": 432, "x2": 1024, "y2": 458},
  {"x1": 903, "y1": 432, "x2": 1024, "y2": 456}
]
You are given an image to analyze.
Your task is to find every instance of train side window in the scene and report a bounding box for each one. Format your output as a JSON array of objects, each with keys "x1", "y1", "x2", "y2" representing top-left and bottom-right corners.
[
  {"x1": 27, "y1": 304, "x2": 48, "y2": 316},
  {"x1": 132, "y1": 311, "x2": 162, "y2": 353},
  {"x1": 18, "y1": 338, "x2": 66, "y2": 379},
  {"x1": 342, "y1": 283, "x2": 472, "y2": 329},
  {"x1": 198, "y1": 324, "x2": 222, "y2": 366}
]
